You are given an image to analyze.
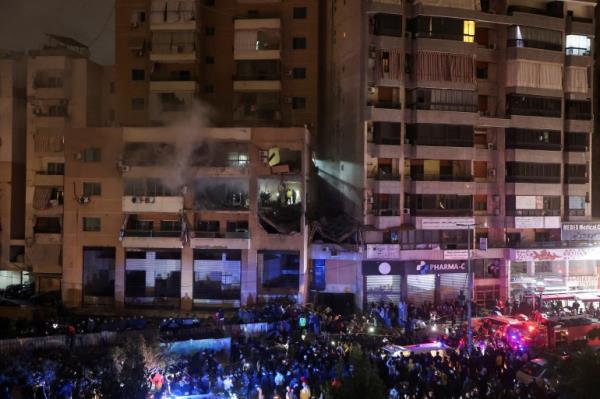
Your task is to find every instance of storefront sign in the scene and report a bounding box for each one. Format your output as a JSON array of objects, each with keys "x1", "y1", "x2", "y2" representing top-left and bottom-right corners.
[
  {"x1": 406, "y1": 260, "x2": 467, "y2": 275},
  {"x1": 514, "y1": 216, "x2": 560, "y2": 229},
  {"x1": 418, "y1": 217, "x2": 475, "y2": 230},
  {"x1": 444, "y1": 250, "x2": 469, "y2": 260},
  {"x1": 366, "y1": 244, "x2": 400, "y2": 259},
  {"x1": 561, "y1": 222, "x2": 600, "y2": 241},
  {"x1": 362, "y1": 261, "x2": 403, "y2": 276},
  {"x1": 511, "y1": 247, "x2": 600, "y2": 262}
]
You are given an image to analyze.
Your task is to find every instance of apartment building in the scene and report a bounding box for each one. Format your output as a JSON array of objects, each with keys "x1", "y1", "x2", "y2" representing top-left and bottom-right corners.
[
  {"x1": 25, "y1": 35, "x2": 115, "y2": 293},
  {"x1": 61, "y1": 126, "x2": 308, "y2": 310},
  {"x1": 0, "y1": 55, "x2": 27, "y2": 289},
  {"x1": 316, "y1": 0, "x2": 597, "y2": 308},
  {"x1": 115, "y1": 0, "x2": 318, "y2": 131}
]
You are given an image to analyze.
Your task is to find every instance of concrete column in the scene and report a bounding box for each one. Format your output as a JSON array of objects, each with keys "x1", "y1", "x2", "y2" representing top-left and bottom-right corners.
[
  {"x1": 115, "y1": 246, "x2": 125, "y2": 309},
  {"x1": 527, "y1": 261, "x2": 535, "y2": 277},
  {"x1": 242, "y1": 248, "x2": 257, "y2": 305},
  {"x1": 180, "y1": 246, "x2": 193, "y2": 312},
  {"x1": 500, "y1": 259, "x2": 509, "y2": 301}
]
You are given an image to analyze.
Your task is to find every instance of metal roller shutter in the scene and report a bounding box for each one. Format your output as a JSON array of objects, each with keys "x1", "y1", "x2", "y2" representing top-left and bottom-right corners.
[
  {"x1": 365, "y1": 275, "x2": 401, "y2": 304},
  {"x1": 439, "y1": 273, "x2": 468, "y2": 303},
  {"x1": 406, "y1": 274, "x2": 435, "y2": 304}
]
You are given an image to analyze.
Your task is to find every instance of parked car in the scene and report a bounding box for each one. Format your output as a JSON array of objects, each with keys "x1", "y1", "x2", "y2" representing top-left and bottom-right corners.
[
  {"x1": 30, "y1": 290, "x2": 61, "y2": 306},
  {"x1": 3, "y1": 283, "x2": 34, "y2": 300},
  {"x1": 516, "y1": 358, "x2": 556, "y2": 388}
]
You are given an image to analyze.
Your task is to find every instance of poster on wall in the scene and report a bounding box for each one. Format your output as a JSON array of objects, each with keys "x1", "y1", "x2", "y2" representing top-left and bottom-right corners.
[{"x1": 419, "y1": 217, "x2": 475, "y2": 230}]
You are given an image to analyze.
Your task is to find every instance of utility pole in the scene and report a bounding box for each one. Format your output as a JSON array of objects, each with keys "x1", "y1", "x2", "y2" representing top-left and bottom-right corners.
[{"x1": 458, "y1": 222, "x2": 477, "y2": 355}]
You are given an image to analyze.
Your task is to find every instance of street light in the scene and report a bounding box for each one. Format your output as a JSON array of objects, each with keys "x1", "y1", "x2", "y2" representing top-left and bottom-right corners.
[{"x1": 457, "y1": 222, "x2": 477, "y2": 355}]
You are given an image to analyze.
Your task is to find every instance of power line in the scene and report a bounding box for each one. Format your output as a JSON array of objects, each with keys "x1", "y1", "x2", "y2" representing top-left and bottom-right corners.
[{"x1": 87, "y1": 0, "x2": 115, "y2": 48}]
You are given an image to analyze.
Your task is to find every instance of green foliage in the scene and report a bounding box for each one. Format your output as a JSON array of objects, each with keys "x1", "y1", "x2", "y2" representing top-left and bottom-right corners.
[
  {"x1": 326, "y1": 345, "x2": 386, "y2": 399},
  {"x1": 109, "y1": 336, "x2": 150, "y2": 399}
]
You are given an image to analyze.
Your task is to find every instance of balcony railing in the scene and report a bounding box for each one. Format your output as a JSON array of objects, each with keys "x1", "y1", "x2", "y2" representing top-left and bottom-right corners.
[
  {"x1": 506, "y1": 106, "x2": 561, "y2": 118},
  {"x1": 506, "y1": 209, "x2": 561, "y2": 217},
  {"x1": 565, "y1": 176, "x2": 588, "y2": 184},
  {"x1": 506, "y1": 141, "x2": 561, "y2": 151},
  {"x1": 410, "y1": 174, "x2": 473, "y2": 182},
  {"x1": 225, "y1": 231, "x2": 250, "y2": 239},
  {"x1": 505, "y1": 176, "x2": 561, "y2": 184},
  {"x1": 373, "y1": 209, "x2": 401, "y2": 216},
  {"x1": 409, "y1": 103, "x2": 478, "y2": 113},
  {"x1": 412, "y1": 32, "x2": 471, "y2": 42},
  {"x1": 34, "y1": 228, "x2": 62, "y2": 234},
  {"x1": 411, "y1": 209, "x2": 473, "y2": 217},
  {"x1": 371, "y1": 171, "x2": 401, "y2": 181},
  {"x1": 507, "y1": 39, "x2": 562, "y2": 52},
  {"x1": 565, "y1": 111, "x2": 592, "y2": 121},
  {"x1": 566, "y1": 47, "x2": 591, "y2": 56},
  {"x1": 368, "y1": 100, "x2": 401, "y2": 109},
  {"x1": 507, "y1": 5, "x2": 563, "y2": 18},
  {"x1": 371, "y1": 137, "x2": 401, "y2": 146},
  {"x1": 124, "y1": 230, "x2": 180, "y2": 237}
]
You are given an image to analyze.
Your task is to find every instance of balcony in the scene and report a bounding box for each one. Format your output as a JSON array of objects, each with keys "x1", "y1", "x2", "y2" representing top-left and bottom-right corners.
[
  {"x1": 32, "y1": 77, "x2": 66, "y2": 99},
  {"x1": 410, "y1": 174, "x2": 472, "y2": 182},
  {"x1": 149, "y1": 80, "x2": 197, "y2": 92},
  {"x1": 34, "y1": 172, "x2": 64, "y2": 187},
  {"x1": 507, "y1": 40, "x2": 562, "y2": 52},
  {"x1": 367, "y1": 100, "x2": 401, "y2": 109},
  {"x1": 371, "y1": 179, "x2": 402, "y2": 194},
  {"x1": 150, "y1": 32, "x2": 196, "y2": 63},
  {"x1": 190, "y1": 230, "x2": 250, "y2": 250},
  {"x1": 121, "y1": 229, "x2": 183, "y2": 248},
  {"x1": 150, "y1": 0, "x2": 197, "y2": 31},
  {"x1": 234, "y1": 19, "x2": 281, "y2": 60},
  {"x1": 233, "y1": 80, "x2": 281, "y2": 92},
  {"x1": 122, "y1": 196, "x2": 183, "y2": 213}
]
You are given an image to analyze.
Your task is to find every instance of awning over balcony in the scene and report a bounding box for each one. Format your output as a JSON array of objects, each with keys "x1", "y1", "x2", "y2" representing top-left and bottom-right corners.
[{"x1": 33, "y1": 187, "x2": 53, "y2": 209}]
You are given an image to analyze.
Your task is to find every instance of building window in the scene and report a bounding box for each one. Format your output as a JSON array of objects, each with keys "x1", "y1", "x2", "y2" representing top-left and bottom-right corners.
[
  {"x1": 204, "y1": 85, "x2": 214, "y2": 93},
  {"x1": 292, "y1": 68, "x2": 306, "y2": 79},
  {"x1": 205, "y1": 27, "x2": 215, "y2": 36},
  {"x1": 83, "y1": 217, "x2": 101, "y2": 232},
  {"x1": 131, "y1": 69, "x2": 145, "y2": 81},
  {"x1": 205, "y1": 56, "x2": 215, "y2": 64},
  {"x1": 131, "y1": 98, "x2": 145, "y2": 110},
  {"x1": 205, "y1": 0, "x2": 215, "y2": 5},
  {"x1": 292, "y1": 37, "x2": 307, "y2": 49},
  {"x1": 47, "y1": 162, "x2": 64, "y2": 175},
  {"x1": 292, "y1": 97, "x2": 306, "y2": 109},
  {"x1": 463, "y1": 20, "x2": 475, "y2": 43},
  {"x1": 293, "y1": 7, "x2": 307, "y2": 19},
  {"x1": 83, "y1": 182, "x2": 102, "y2": 196},
  {"x1": 83, "y1": 148, "x2": 101, "y2": 162}
]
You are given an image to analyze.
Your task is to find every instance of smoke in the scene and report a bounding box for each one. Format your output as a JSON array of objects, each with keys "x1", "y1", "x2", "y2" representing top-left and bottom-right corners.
[{"x1": 161, "y1": 100, "x2": 216, "y2": 194}]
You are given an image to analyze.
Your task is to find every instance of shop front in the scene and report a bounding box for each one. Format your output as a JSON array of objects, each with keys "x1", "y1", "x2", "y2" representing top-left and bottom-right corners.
[{"x1": 362, "y1": 260, "x2": 473, "y2": 306}]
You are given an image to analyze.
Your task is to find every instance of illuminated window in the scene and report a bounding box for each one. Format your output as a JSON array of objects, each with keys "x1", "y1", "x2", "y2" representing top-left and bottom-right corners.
[{"x1": 463, "y1": 21, "x2": 475, "y2": 43}]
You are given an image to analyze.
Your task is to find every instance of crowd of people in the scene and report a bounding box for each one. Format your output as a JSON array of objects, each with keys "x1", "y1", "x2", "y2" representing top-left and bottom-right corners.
[{"x1": 0, "y1": 297, "x2": 568, "y2": 399}]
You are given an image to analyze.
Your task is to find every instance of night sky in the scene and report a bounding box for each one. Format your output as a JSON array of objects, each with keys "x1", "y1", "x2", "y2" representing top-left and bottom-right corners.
[{"x1": 0, "y1": 0, "x2": 114, "y2": 65}]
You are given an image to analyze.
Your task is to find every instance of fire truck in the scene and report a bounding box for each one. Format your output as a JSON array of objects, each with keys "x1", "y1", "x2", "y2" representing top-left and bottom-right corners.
[{"x1": 546, "y1": 316, "x2": 600, "y2": 348}]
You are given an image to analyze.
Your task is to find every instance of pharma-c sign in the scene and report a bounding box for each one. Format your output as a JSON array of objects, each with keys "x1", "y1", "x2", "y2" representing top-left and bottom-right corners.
[{"x1": 408, "y1": 260, "x2": 467, "y2": 275}]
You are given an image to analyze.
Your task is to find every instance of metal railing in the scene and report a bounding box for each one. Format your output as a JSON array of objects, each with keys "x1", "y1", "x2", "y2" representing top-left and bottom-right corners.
[
  {"x1": 566, "y1": 47, "x2": 591, "y2": 56},
  {"x1": 410, "y1": 174, "x2": 473, "y2": 182},
  {"x1": 124, "y1": 230, "x2": 181, "y2": 237},
  {"x1": 507, "y1": 39, "x2": 562, "y2": 52}
]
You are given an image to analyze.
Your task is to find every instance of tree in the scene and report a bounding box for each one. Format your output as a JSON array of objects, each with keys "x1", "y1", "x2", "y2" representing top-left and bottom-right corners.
[
  {"x1": 326, "y1": 345, "x2": 385, "y2": 399},
  {"x1": 556, "y1": 349, "x2": 600, "y2": 399},
  {"x1": 109, "y1": 336, "x2": 150, "y2": 399}
]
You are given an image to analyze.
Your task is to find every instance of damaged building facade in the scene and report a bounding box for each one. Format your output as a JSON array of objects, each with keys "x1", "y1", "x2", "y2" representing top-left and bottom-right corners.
[
  {"x1": 61, "y1": 126, "x2": 309, "y2": 309},
  {"x1": 315, "y1": 0, "x2": 598, "y2": 309}
]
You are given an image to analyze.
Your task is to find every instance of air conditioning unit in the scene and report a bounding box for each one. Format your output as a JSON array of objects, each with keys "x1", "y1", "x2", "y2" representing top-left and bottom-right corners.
[
  {"x1": 286, "y1": 69, "x2": 294, "y2": 77},
  {"x1": 367, "y1": 196, "x2": 374, "y2": 204},
  {"x1": 119, "y1": 165, "x2": 130, "y2": 173},
  {"x1": 78, "y1": 196, "x2": 90, "y2": 204},
  {"x1": 402, "y1": 208, "x2": 410, "y2": 215},
  {"x1": 487, "y1": 142, "x2": 496, "y2": 150},
  {"x1": 487, "y1": 168, "x2": 496, "y2": 177},
  {"x1": 259, "y1": 150, "x2": 269, "y2": 164},
  {"x1": 74, "y1": 152, "x2": 82, "y2": 160},
  {"x1": 33, "y1": 107, "x2": 43, "y2": 115},
  {"x1": 131, "y1": 196, "x2": 140, "y2": 203},
  {"x1": 368, "y1": 86, "x2": 376, "y2": 95},
  {"x1": 48, "y1": 199, "x2": 59, "y2": 207},
  {"x1": 366, "y1": 124, "x2": 373, "y2": 134},
  {"x1": 145, "y1": 197, "x2": 156, "y2": 204}
]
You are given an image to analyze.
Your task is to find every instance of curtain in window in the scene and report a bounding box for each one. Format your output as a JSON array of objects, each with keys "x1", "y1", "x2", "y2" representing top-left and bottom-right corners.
[
  {"x1": 565, "y1": 67, "x2": 588, "y2": 93},
  {"x1": 33, "y1": 187, "x2": 52, "y2": 209},
  {"x1": 34, "y1": 134, "x2": 64, "y2": 153},
  {"x1": 414, "y1": 0, "x2": 480, "y2": 10},
  {"x1": 505, "y1": 60, "x2": 562, "y2": 90},
  {"x1": 413, "y1": 51, "x2": 475, "y2": 83},
  {"x1": 152, "y1": 32, "x2": 171, "y2": 53},
  {"x1": 234, "y1": 30, "x2": 259, "y2": 52},
  {"x1": 179, "y1": 0, "x2": 195, "y2": 21},
  {"x1": 510, "y1": 26, "x2": 562, "y2": 45},
  {"x1": 166, "y1": 0, "x2": 180, "y2": 22},
  {"x1": 151, "y1": 0, "x2": 167, "y2": 23},
  {"x1": 374, "y1": 49, "x2": 402, "y2": 81}
]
